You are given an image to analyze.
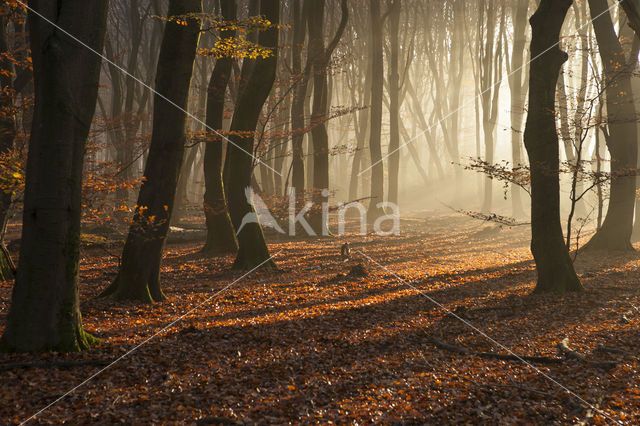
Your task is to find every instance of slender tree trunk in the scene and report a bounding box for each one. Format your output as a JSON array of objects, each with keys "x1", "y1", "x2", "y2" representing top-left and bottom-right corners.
[
  {"x1": 202, "y1": 0, "x2": 238, "y2": 256},
  {"x1": 0, "y1": 16, "x2": 17, "y2": 282},
  {"x1": 507, "y1": 0, "x2": 528, "y2": 217},
  {"x1": 290, "y1": 0, "x2": 309, "y2": 201},
  {"x1": 307, "y1": 0, "x2": 348, "y2": 234},
  {"x1": 225, "y1": 0, "x2": 279, "y2": 269},
  {"x1": 583, "y1": 0, "x2": 637, "y2": 251},
  {"x1": 100, "y1": 0, "x2": 202, "y2": 302},
  {"x1": 387, "y1": 0, "x2": 401, "y2": 206},
  {"x1": 2, "y1": 0, "x2": 109, "y2": 351},
  {"x1": 524, "y1": 0, "x2": 582, "y2": 294},
  {"x1": 368, "y1": 0, "x2": 385, "y2": 220}
]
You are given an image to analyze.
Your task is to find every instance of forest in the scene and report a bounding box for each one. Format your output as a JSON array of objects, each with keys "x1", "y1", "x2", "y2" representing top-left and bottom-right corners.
[{"x1": 2, "y1": 0, "x2": 640, "y2": 423}]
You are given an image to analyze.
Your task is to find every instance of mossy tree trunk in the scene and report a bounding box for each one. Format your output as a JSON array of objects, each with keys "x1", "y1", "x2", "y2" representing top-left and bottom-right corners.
[
  {"x1": 202, "y1": 0, "x2": 238, "y2": 256},
  {"x1": 100, "y1": 0, "x2": 202, "y2": 303},
  {"x1": 225, "y1": 0, "x2": 279, "y2": 270},
  {"x1": 524, "y1": 0, "x2": 583, "y2": 294},
  {"x1": 1, "y1": 0, "x2": 108, "y2": 352},
  {"x1": 583, "y1": 0, "x2": 638, "y2": 251}
]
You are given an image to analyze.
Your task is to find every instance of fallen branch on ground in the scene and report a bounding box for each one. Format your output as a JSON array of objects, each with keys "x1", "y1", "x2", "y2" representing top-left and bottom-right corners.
[{"x1": 427, "y1": 336, "x2": 564, "y2": 364}]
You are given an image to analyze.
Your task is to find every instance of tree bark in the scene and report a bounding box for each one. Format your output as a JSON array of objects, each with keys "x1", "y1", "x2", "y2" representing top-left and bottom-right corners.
[
  {"x1": 524, "y1": 0, "x2": 583, "y2": 293},
  {"x1": 224, "y1": 0, "x2": 279, "y2": 270},
  {"x1": 306, "y1": 0, "x2": 348, "y2": 234},
  {"x1": 368, "y1": 0, "x2": 385, "y2": 220},
  {"x1": 100, "y1": 0, "x2": 202, "y2": 302},
  {"x1": 202, "y1": 0, "x2": 239, "y2": 256},
  {"x1": 0, "y1": 16, "x2": 17, "y2": 282},
  {"x1": 1, "y1": 0, "x2": 109, "y2": 352},
  {"x1": 387, "y1": 0, "x2": 401, "y2": 206},
  {"x1": 291, "y1": 0, "x2": 309, "y2": 203},
  {"x1": 584, "y1": 0, "x2": 638, "y2": 251}
]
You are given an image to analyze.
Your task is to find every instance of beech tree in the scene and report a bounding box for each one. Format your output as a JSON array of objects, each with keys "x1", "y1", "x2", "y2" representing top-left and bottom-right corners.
[
  {"x1": 307, "y1": 0, "x2": 348, "y2": 233},
  {"x1": 1, "y1": 0, "x2": 109, "y2": 351},
  {"x1": 225, "y1": 0, "x2": 279, "y2": 270},
  {"x1": 523, "y1": 0, "x2": 583, "y2": 293},
  {"x1": 583, "y1": 0, "x2": 638, "y2": 251},
  {"x1": 100, "y1": 0, "x2": 202, "y2": 302},
  {"x1": 202, "y1": 0, "x2": 238, "y2": 256}
]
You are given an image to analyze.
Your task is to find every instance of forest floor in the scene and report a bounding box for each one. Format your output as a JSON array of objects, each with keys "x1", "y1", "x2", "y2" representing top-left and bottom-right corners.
[{"x1": 1, "y1": 212, "x2": 640, "y2": 424}]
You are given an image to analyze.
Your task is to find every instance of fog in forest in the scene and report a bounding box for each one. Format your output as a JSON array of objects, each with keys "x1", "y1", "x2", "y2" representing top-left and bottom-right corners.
[{"x1": 3, "y1": 0, "x2": 640, "y2": 423}]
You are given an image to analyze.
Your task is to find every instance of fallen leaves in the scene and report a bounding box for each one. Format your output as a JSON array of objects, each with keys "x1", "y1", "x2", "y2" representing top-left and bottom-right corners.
[{"x1": 0, "y1": 213, "x2": 639, "y2": 423}]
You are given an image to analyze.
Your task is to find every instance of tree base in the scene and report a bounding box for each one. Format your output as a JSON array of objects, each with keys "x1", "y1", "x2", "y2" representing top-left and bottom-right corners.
[
  {"x1": 582, "y1": 231, "x2": 635, "y2": 252},
  {"x1": 99, "y1": 273, "x2": 166, "y2": 303}
]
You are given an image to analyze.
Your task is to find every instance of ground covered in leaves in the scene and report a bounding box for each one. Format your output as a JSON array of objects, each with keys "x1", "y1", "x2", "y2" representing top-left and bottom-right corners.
[{"x1": 1, "y1": 212, "x2": 640, "y2": 424}]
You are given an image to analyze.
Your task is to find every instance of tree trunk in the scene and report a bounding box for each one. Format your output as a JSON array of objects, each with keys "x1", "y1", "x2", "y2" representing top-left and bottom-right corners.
[
  {"x1": 290, "y1": 0, "x2": 309, "y2": 202},
  {"x1": 507, "y1": 0, "x2": 528, "y2": 217},
  {"x1": 100, "y1": 0, "x2": 202, "y2": 303},
  {"x1": 368, "y1": 0, "x2": 385, "y2": 220},
  {"x1": 202, "y1": 0, "x2": 239, "y2": 256},
  {"x1": 584, "y1": 0, "x2": 638, "y2": 251},
  {"x1": 1, "y1": 0, "x2": 109, "y2": 352},
  {"x1": 307, "y1": 0, "x2": 348, "y2": 234},
  {"x1": 225, "y1": 0, "x2": 279, "y2": 270},
  {"x1": 524, "y1": 0, "x2": 583, "y2": 294},
  {"x1": 0, "y1": 16, "x2": 17, "y2": 282},
  {"x1": 387, "y1": 0, "x2": 401, "y2": 206}
]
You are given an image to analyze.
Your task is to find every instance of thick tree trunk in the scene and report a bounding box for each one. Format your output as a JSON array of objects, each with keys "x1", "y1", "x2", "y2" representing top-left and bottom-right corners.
[
  {"x1": 100, "y1": 0, "x2": 201, "y2": 302},
  {"x1": 225, "y1": 0, "x2": 279, "y2": 270},
  {"x1": 524, "y1": 0, "x2": 583, "y2": 293},
  {"x1": 584, "y1": 0, "x2": 637, "y2": 251},
  {"x1": 202, "y1": 0, "x2": 238, "y2": 256},
  {"x1": 1, "y1": 0, "x2": 109, "y2": 351}
]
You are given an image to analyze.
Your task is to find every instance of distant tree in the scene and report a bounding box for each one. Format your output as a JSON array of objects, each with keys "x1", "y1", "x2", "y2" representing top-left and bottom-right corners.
[
  {"x1": 290, "y1": 0, "x2": 309, "y2": 203},
  {"x1": 1, "y1": 0, "x2": 109, "y2": 351},
  {"x1": 523, "y1": 0, "x2": 582, "y2": 293},
  {"x1": 386, "y1": 0, "x2": 401, "y2": 205},
  {"x1": 201, "y1": 0, "x2": 239, "y2": 256},
  {"x1": 100, "y1": 0, "x2": 202, "y2": 302},
  {"x1": 367, "y1": 0, "x2": 385, "y2": 220},
  {"x1": 225, "y1": 0, "x2": 279, "y2": 269}
]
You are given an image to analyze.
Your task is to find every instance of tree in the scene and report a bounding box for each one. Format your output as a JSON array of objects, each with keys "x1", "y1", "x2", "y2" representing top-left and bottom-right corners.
[
  {"x1": 386, "y1": 0, "x2": 401, "y2": 205},
  {"x1": 290, "y1": 0, "x2": 309, "y2": 203},
  {"x1": 225, "y1": 0, "x2": 279, "y2": 270},
  {"x1": 583, "y1": 0, "x2": 638, "y2": 251},
  {"x1": 307, "y1": 0, "x2": 348, "y2": 233},
  {"x1": 523, "y1": 0, "x2": 582, "y2": 293},
  {"x1": 100, "y1": 0, "x2": 202, "y2": 302},
  {"x1": 367, "y1": 0, "x2": 385, "y2": 220},
  {"x1": 202, "y1": 0, "x2": 239, "y2": 256},
  {"x1": 506, "y1": 0, "x2": 529, "y2": 217},
  {"x1": 1, "y1": 0, "x2": 109, "y2": 351}
]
